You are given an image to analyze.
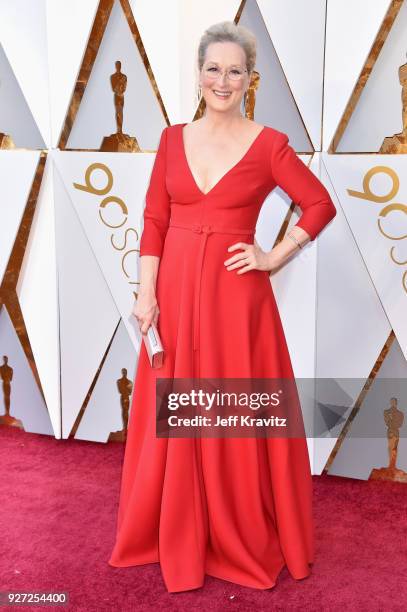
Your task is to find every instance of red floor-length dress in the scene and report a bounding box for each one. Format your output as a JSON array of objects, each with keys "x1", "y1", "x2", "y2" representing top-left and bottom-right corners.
[{"x1": 108, "y1": 123, "x2": 337, "y2": 592}]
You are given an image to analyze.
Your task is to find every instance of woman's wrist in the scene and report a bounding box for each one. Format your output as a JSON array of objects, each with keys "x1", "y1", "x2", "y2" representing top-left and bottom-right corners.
[
  {"x1": 266, "y1": 249, "x2": 283, "y2": 272},
  {"x1": 266, "y1": 227, "x2": 310, "y2": 273},
  {"x1": 138, "y1": 285, "x2": 156, "y2": 298}
]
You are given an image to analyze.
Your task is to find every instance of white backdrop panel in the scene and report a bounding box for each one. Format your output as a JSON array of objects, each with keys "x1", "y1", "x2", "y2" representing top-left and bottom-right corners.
[
  {"x1": 53, "y1": 158, "x2": 121, "y2": 438},
  {"x1": 313, "y1": 159, "x2": 392, "y2": 473},
  {"x1": 0, "y1": 306, "x2": 53, "y2": 436},
  {"x1": 66, "y1": 0, "x2": 166, "y2": 151},
  {"x1": 16, "y1": 155, "x2": 61, "y2": 438},
  {"x1": 46, "y1": 0, "x2": 99, "y2": 148},
  {"x1": 0, "y1": 0, "x2": 50, "y2": 145},
  {"x1": 316, "y1": 159, "x2": 392, "y2": 378},
  {"x1": 53, "y1": 149, "x2": 155, "y2": 350},
  {"x1": 75, "y1": 319, "x2": 137, "y2": 443},
  {"x1": 0, "y1": 151, "x2": 41, "y2": 284},
  {"x1": 130, "y1": 0, "x2": 181, "y2": 125},
  {"x1": 337, "y1": 0, "x2": 407, "y2": 152},
  {"x1": 328, "y1": 338, "x2": 407, "y2": 480},
  {"x1": 0, "y1": 44, "x2": 45, "y2": 148},
  {"x1": 324, "y1": 154, "x2": 407, "y2": 359},
  {"x1": 324, "y1": 0, "x2": 392, "y2": 150},
  {"x1": 240, "y1": 0, "x2": 311, "y2": 151},
  {"x1": 257, "y1": 0, "x2": 326, "y2": 150}
]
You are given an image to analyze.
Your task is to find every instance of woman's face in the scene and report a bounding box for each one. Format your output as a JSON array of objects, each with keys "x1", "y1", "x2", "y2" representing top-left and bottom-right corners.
[{"x1": 200, "y1": 41, "x2": 249, "y2": 113}]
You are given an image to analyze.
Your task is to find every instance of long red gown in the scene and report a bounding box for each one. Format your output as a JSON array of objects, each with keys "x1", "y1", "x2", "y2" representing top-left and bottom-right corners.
[{"x1": 108, "y1": 122, "x2": 337, "y2": 592}]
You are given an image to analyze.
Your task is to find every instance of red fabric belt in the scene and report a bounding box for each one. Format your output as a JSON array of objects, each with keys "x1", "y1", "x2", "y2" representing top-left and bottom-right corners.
[
  {"x1": 168, "y1": 220, "x2": 255, "y2": 369},
  {"x1": 169, "y1": 220, "x2": 255, "y2": 235}
]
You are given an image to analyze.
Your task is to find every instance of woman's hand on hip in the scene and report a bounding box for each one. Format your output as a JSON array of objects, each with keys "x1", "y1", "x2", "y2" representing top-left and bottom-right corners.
[{"x1": 224, "y1": 238, "x2": 277, "y2": 274}]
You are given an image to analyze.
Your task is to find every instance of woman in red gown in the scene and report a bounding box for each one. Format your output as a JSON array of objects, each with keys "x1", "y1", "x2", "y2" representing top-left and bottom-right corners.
[{"x1": 108, "y1": 21, "x2": 336, "y2": 592}]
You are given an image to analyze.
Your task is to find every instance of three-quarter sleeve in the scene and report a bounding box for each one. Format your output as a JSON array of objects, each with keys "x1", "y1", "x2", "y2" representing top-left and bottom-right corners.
[
  {"x1": 139, "y1": 126, "x2": 171, "y2": 257},
  {"x1": 270, "y1": 131, "x2": 337, "y2": 241}
]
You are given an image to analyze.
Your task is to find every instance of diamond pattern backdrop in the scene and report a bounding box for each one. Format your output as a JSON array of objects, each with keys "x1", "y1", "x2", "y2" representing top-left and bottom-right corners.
[{"x1": 0, "y1": 0, "x2": 406, "y2": 480}]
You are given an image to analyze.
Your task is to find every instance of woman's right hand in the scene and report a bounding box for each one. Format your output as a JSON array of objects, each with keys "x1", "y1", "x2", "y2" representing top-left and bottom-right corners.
[{"x1": 133, "y1": 290, "x2": 160, "y2": 335}]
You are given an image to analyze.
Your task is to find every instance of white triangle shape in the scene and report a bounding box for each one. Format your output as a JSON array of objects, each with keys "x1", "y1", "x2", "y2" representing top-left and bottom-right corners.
[
  {"x1": 0, "y1": 305, "x2": 53, "y2": 436},
  {"x1": 53, "y1": 155, "x2": 121, "y2": 437},
  {"x1": 257, "y1": 0, "x2": 326, "y2": 149},
  {"x1": 0, "y1": 151, "x2": 41, "y2": 283},
  {"x1": 16, "y1": 155, "x2": 61, "y2": 437}
]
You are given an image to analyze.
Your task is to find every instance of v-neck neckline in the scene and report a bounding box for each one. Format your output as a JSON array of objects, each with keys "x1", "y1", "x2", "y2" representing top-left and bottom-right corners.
[{"x1": 179, "y1": 122, "x2": 266, "y2": 197}]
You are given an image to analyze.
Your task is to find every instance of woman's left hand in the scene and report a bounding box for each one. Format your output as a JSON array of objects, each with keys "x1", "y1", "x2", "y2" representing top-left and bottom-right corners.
[{"x1": 224, "y1": 238, "x2": 274, "y2": 274}]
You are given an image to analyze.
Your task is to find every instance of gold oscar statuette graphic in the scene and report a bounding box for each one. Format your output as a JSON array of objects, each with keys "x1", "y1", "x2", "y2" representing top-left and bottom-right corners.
[
  {"x1": 100, "y1": 60, "x2": 140, "y2": 152},
  {"x1": 380, "y1": 53, "x2": 407, "y2": 153},
  {"x1": 244, "y1": 70, "x2": 260, "y2": 120},
  {"x1": 108, "y1": 367, "x2": 133, "y2": 442},
  {"x1": 369, "y1": 397, "x2": 407, "y2": 482},
  {"x1": 0, "y1": 355, "x2": 22, "y2": 428},
  {"x1": 0, "y1": 132, "x2": 15, "y2": 149}
]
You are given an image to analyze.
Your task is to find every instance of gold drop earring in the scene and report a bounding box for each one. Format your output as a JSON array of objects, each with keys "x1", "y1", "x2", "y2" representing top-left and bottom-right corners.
[
  {"x1": 196, "y1": 84, "x2": 203, "y2": 106},
  {"x1": 241, "y1": 90, "x2": 247, "y2": 116}
]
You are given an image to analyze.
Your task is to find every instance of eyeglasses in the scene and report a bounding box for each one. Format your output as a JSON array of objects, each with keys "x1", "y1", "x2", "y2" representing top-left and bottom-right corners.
[{"x1": 202, "y1": 64, "x2": 248, "y2": 81}]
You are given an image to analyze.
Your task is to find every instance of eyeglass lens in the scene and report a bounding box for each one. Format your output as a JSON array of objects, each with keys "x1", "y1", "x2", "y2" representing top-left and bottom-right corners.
[{"x1": 203, "y1": 65, "x2": 246, "y2": 80}]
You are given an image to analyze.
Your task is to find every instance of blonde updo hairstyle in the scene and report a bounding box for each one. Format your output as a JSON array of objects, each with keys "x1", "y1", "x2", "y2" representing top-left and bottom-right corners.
[{"x1": 197, "y1": 21, "x2": 257, "y2": 107}]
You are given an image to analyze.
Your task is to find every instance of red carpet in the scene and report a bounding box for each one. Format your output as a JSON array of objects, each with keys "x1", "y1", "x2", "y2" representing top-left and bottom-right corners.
[{"x1": 1, "y1": 424, "x2": 406, "y2": 611}]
